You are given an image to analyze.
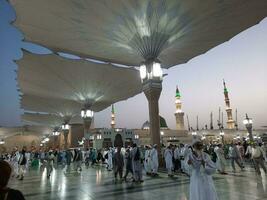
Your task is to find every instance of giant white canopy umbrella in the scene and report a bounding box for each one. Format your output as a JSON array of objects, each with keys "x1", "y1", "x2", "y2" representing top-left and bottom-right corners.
[
  {"x1": 0, "y1": 125, "x2": 53, "y2": 139},
  {"x1": 20, "y1": 94, "x2": 81, "y2": 117},
  {"x1": 17, "y1": 51, "x2": 142, "y2": 109},
  {"x1": 21, "y1": 113, "x2": 82, "y2": 128},
  {"x1": 11, "y1": 0, "x2": 267, "y2": 68}
]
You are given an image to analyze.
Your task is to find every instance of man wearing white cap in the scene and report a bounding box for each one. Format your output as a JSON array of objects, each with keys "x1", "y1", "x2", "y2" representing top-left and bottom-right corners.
[
  {"x1": 150, "y1": 144, "x2": 159, "y2": 176},
  {"x1": 188, "y1": 138, "x2": 218, "y2": 200},
  {"x1": 164, "y1": 144, "x2": 174, "y2": 177},
  {"x1": 144, "y1": 145, "x2": 152, "y2": 175}
]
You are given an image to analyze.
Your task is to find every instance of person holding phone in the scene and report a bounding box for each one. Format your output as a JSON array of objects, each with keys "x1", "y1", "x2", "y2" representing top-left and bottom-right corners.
[{"x1": 188, "y1": 139, "x2": 219, "y2": 200}]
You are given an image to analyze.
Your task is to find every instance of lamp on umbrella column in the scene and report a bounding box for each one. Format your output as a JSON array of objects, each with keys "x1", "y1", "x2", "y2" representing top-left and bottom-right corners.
[
  {"x1": 52, "y1": 128, "x2": 60, "y2": 149},
  {"x1": 134, "y1": 134, "x2": 140, "y2": 145},
  {"x1": 219, "y1": 131, "x2": 225, "y2": 144},
  {"x1": 139, "y1": 60, "x2": 163, "y2": 151},
  {"x1": 61, "y1": 123, "x2": 70, "y2": 149},
  {"x1": 81, "y1": 108, "x2": 94, "y2": 136},
  {"x1": 160, "y1": 131, "x2": 165, "y2": 146},
  {"x1": 192, "y1": 131, "x2": 197, "y2": 139},
  {"x1": 243, "y1": 114, "x2": 253, "y2": 142}
]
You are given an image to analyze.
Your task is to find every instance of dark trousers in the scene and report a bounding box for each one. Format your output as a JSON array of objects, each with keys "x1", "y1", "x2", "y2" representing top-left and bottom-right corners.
[
  {"x1": 124, "y1": 166, "x2": 133, "y2": 178},
  {"x1": 115, "y1": 167, "x2": 123, "y2": 179},
  {"x1": 174, "y1": 159, "x2": 181, "y2": 171}
]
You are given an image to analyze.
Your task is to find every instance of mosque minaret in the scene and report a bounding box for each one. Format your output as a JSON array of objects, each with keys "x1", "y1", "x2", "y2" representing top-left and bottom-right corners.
[
  {"x1": 223, "y1": 80, "x2": 235, "y2": 129},
  {"x1": 111, "y1": 104, "x2": 115, "y2": 129},
  {"x1": 174, "y1": 86, "x2": 185, "y2": 130}
]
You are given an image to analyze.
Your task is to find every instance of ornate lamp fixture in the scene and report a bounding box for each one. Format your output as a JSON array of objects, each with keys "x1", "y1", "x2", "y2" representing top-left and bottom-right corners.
[
  {"x1": 61, "y1": 123, "x2": 70, "y2": 133},
  {"x1": 243, "y1": 114, "x2": 253, "y2": 141},
  {"x1": 139, "y1": 60, "x2": 163, "y2": 83}
]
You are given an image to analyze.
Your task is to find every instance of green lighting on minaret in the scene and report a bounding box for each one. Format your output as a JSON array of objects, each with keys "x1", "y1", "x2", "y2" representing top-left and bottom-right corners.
[
  {"x1": 223, "y1": 79, "x2": 228, "y2": 93},
  {"x1": 111, "y1": 104, "x2": 115, "y2": 113},
  {"x1": 175, "y1": 86, "x2": 181, "y2": 97}
]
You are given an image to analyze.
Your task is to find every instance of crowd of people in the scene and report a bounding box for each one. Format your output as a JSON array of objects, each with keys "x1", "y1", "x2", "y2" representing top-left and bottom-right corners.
[{"x1": 0, "y1": 139, "x2": 266, "y2": 200}]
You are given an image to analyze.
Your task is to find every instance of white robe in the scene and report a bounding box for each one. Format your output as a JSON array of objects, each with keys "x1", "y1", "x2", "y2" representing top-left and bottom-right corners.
[
  {"x1": 189, "y1": 152, "x2": 218, "y2": 200},
  {"x1": 174, "y1": 147, "x2": 180, "y2": 160},
  {"x1": 214, "y1": 147, "x2": 226, "y2": 172},
  {"x1": 181, "y1": 146, "x2": 191, "y2": 175},
  {"x1": 107, "y1": 150, "x2": 113, "y2": 170},
  {"x1": 144, "y1": 149, "x2": 151, "y2": 173},
  {"x1": 164, "y1": 148, "x2": 173, "y2": 174},
  {"x1": 150, "y1": 148, "x2": 158, "y2": 174}
]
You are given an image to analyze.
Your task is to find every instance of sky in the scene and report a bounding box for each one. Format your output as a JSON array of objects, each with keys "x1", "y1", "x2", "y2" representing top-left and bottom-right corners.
[{"x1": 0, "y1": 0, "x2": 267, "y2": 130}]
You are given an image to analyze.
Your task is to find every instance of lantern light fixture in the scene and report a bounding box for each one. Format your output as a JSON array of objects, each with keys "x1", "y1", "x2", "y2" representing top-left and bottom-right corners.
[
  {"x1": 52, "y1": 131, "x2": 60, "y2": 136},
  {"x1": 81, "y1": 109, "x2": 94, "y2": 119},
  {"x1": 96, "y1": 134, "x2": 102, "y2": 140},
  {"x1": 134, "y1": 134, "x2": 139, "y2": 139},
  {"x1": 192, "y1": 131, "x2": 197, "y2": 136},
  {"x1": 61, "y1": 124, "x2": 70, "y2": 131},
  {"x1": 139, "y1": 61, "x2": 163, "y2": 81}
]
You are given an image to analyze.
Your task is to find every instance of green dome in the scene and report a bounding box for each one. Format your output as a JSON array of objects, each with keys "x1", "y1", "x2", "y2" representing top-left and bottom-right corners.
[
  {"x1": 141, "y1": 116, "x2": 168, "y2": 129},
  {"x1": 160, "y1": 116, "x2": 168, "y2": 129}
]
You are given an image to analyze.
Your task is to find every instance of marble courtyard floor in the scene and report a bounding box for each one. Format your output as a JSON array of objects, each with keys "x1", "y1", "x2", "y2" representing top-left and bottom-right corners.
[{"x1": 9, "y1": 165, "x2": 267, "y2": 200}]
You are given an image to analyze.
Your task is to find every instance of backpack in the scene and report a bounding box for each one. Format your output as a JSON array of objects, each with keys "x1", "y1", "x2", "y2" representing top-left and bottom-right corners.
[
  {"x1": 104, "y1": 153, "x2": 108, "y2": 159},
  {"x1": 134, "y1": 148, "x2": 140, "y2": 161}
]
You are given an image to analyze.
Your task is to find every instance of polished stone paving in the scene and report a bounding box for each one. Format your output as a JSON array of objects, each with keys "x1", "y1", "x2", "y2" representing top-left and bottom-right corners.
[{"x1": 9, "y1": 164, "x2": 267, "y2": 200}]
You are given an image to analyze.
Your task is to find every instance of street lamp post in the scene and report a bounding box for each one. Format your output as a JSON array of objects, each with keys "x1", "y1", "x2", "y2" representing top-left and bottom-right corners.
[
  {"x1": 160, "y1": 131, "x2": 164, "y2": 146},
  {"x1": 134, "y1": 134, "x2": 139, "y2": 145},
  {"x1": 220, "y1": 131, "x2": 225, "y2": 144},
  {"x1": 192, "y1": 131, "x2": 197, "y2": 139},
  {"x1": 140, "y1": 60, "x2": 163, "y2": 150},
  {"x1": 243, "y1": 114, "x2": 253, "y2": 142}
]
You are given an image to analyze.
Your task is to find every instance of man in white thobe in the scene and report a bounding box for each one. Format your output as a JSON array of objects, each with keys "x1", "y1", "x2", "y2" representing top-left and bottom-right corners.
[
  {"x1": 214, "y1": 144, "x2": 227, "y2": 174},
  {"x1": 251, "y1": 143, "x2": 267, "y2": 175},
  {"x1": 164, "y1": 145, "x2": 174, "y2": 177},
  {"x1": 144, "y1": 145, "x2": 152, "y2": 175},
  {"x1": 150, "y1": 144, "x2": 159, "y2": 176},
  {"x1": 107, "y1": 147, "x2": 113, "y2": 171}
]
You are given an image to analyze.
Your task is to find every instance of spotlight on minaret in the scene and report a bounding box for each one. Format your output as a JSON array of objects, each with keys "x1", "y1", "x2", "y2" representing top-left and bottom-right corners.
[
  {"x1": 223, "y1": 79, "x2": 235, "y2": 129},
  {"x1": 174, "y1": 86, "x2": 185, "y2": 130},
  {"x1": 111, "y1": 104, "x2": 115, "y2": 129}
]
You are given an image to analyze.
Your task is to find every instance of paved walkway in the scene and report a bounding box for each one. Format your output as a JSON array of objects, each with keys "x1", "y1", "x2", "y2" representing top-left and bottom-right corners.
[{"x1": 9, "y1": 165, "x2": 267, "y2": 200}]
